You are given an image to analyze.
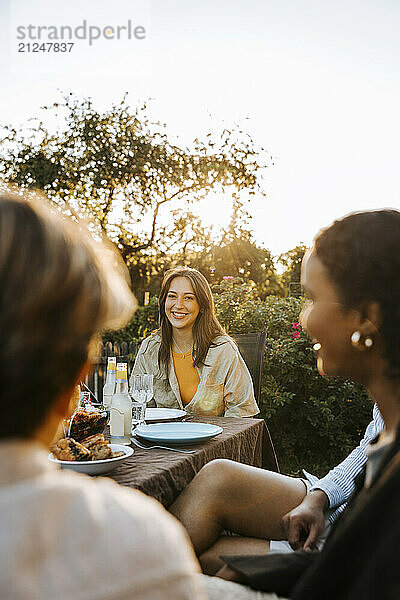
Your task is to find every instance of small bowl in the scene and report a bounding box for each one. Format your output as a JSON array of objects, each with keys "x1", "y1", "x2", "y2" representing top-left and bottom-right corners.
[{"x1": 48, "y1": 444, "x2": 133, "y2": 475}]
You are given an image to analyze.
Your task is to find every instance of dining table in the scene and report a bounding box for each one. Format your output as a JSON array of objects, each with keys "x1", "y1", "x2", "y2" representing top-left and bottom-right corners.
[{"x1": 109, "y1": 415, "x2": 279, "y2": 507}]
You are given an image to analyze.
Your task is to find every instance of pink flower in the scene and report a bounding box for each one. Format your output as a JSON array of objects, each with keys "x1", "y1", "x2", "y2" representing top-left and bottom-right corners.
[
  {"x1": 292, "y1": 331, "x2": 301, "y2": 339},
  {"x1": 292, "y1": 322, "x2": 300, "y2": 329},
  {"x1": 223, "y1": 276, "x2": 234, "y2": 281},
  {"x1": 243, "y1": 288, "x2": 249, "y2": 293}
]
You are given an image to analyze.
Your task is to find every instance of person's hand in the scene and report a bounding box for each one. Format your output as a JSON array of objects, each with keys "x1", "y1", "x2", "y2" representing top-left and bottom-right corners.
[{"x1": 281, "y1": 489, "x2": 329, "y2": 552}]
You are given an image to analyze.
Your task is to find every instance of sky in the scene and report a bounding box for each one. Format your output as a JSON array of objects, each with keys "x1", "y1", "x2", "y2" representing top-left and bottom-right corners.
[{"x1": 1, "y1": 0, "x2": 399, "y2": 257}]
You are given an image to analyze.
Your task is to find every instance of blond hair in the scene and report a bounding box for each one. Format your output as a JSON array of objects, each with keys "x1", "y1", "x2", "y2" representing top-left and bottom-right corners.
[{"x1": 0, "y1": 190, "x2": 136, "y2": 438}]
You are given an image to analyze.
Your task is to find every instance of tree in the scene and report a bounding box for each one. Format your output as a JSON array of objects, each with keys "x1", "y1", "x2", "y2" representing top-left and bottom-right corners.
[
  {"x1": 188, "y1": 235, "x2": 281, "y2": 298},
  {"x1": 0, "y1": 93, "x2": 270, "y2": 264},
  {"x1": 278, "y1": 244, "x2": 308, "y2": 296},
  {"x1": 170, "y1": 197, "x2": 283, "y2": 298}
]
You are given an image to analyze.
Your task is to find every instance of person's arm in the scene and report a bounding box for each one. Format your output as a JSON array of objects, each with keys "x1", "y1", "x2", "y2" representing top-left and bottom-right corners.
[
  {"x1": 281, "y1": 489, "x2": 329, "y2": 551},
  {"x1": 101, "y1": 482, "x2": 208, "y2": 600},
  {"x1": 135, "y1": 506, "x2": 208, "y2": 600},
  {"x1": 130, "y1": 343, "x2": 147, "y2": 378},
  {"x1": 309, "y1": 404, "x2": 383, "y2": 508},
  {"x1": 222, "y1": 346, "x2": 259, "y2": 417},
  {"x1": 282, "y1": 405, "x2": 383, "y2": 550}
]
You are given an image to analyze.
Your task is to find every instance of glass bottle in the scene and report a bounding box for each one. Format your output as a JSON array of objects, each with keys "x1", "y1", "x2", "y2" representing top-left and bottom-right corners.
[
  {"x1": 110, "y1": 363, "x2": 132, "y2": 445},
  {"x1": 103, "y1": 356, "x2": 116, "y2": 409}
]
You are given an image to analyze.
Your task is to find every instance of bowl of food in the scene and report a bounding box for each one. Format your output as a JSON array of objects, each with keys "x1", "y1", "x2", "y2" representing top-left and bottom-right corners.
[{"x1": 49, "y1": 434, "x2": 133, "y2": 475}]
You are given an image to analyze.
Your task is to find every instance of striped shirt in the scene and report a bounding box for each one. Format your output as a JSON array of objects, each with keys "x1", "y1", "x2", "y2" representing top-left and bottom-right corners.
[{"x1": 307, "y1": 403, "x2": 384, "y2": 523}]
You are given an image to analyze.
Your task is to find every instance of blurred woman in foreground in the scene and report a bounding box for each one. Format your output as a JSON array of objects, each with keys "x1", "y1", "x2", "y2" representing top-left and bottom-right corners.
[
  {"x1": 132, "y1": 266, "x2": 259, "y2": 417},
  {"x1": 175, "y1": 209, "x2": 400, "y2": 599},
  {"x1": 0, "y1": 191, "x2": 206, "y2": 600}
]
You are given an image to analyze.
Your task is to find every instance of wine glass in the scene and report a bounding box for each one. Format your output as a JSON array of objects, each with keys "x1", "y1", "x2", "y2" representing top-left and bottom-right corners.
[{"x1": 130, "y1": 374, "x2": 154, "y2": 429}]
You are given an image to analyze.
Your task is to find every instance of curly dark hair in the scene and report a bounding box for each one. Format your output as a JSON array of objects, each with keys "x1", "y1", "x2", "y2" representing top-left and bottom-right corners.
[{"x1": 314, "y1": 209, "x2": 400, "y2": 381}]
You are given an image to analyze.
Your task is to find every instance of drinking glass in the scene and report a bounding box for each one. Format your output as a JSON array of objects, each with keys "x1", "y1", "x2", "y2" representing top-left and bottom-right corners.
[
  {"x1": 130, "y1": 374, "x2": 154, "y2": 429},
  {"x1": 79, "y1": 391, "x2": 91, "y2": 408}
]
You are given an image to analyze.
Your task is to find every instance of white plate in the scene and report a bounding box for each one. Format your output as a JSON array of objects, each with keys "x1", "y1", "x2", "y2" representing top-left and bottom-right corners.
[
  {"x1": 145, "y1": 408, "x2": 187, "y2": 423},
  {"x1": 134, "y1": 422, "x2": 223, "y2": 445},
  {"x1": 48, "y1": 444, "x2": 133, "y2": 475}
]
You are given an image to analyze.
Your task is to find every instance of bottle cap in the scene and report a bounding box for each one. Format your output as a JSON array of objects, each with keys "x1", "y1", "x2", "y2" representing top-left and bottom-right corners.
[{"x1": 107, "y1": 356, "x2": 117, "y2": 370}]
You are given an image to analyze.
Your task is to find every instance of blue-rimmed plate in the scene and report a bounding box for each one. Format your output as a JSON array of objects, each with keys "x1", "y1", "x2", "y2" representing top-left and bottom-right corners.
[{"x1": 134, "y1": 422, "x2": 223, "y2": 445}]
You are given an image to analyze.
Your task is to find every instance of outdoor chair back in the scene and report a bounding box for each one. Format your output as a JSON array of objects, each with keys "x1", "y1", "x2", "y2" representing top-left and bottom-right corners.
[{"x1": 230, "y1": 331, "x2": 267, "y2": 406}]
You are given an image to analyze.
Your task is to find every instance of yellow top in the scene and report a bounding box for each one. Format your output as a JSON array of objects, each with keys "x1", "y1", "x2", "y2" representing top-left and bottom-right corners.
[
  {"x1": 132, "y1": 333, "x2": 259, "y2": 417},
  {"x1": 172, "y1": 349, "x2": 200, "y2": 406}
]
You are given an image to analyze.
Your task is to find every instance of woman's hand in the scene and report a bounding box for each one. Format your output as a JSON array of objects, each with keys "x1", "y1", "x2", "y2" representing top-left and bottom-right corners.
[{"x1": 281, "y1": 489, "x2": 329, "y2": 551}]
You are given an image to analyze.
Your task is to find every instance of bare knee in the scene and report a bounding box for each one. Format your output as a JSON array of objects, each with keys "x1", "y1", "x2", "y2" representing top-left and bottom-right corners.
[
  {"x1": 193, "y1": 459, "x2": 241, "y2": 494},
  {"x1": 171, "y1": 459, "x2": 241, "y2": 522},
  {"x1": 169, "y1": 460, "x2": 243, "y2": 554}
]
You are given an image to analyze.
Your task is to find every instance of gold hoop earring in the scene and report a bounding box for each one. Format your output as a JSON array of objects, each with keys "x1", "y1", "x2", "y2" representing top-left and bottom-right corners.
[{"x1": 351, "y1": 330, "x2": 374, "y2": 350}]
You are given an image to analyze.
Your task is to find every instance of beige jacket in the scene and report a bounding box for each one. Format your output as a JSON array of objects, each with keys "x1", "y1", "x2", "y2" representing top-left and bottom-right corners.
[
  {"x1": 131, "y1": 333, "x2": 259, "y2": 417},
  {"x1": 0, "y1": 440, "x2": 207, "y2": 600}
]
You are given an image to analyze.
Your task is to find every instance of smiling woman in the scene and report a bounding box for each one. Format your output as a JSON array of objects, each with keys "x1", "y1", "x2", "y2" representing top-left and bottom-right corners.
[
  {"x1": 165, "y1": 277, "x2": 201, "y2": 335},
  {"x1": 170, "y1": 209, "x2": 400, "y2": 600},
  {"x1": 131, "y1": 266, "x2": 259, "y2": 417},
  {"x1": 299, "y1": 250, "x2": 370, "y2": 379}
]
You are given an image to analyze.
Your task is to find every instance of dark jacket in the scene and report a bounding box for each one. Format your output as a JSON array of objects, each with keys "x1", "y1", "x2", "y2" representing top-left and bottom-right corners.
[{"x1": 224, "y1": 428, "x2": 400, "y2": 599}]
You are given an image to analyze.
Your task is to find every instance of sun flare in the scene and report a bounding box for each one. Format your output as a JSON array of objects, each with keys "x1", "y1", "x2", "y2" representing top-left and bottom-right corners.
[{"x1": 195, "y1": 191, "x2": 233, "y2": 232}]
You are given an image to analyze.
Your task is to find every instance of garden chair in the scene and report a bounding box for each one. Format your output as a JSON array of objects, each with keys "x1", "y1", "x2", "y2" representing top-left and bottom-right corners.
[
  {"x1": 231, "y1": 331, "x2": 279, "y2": 472},
  {"x1": 230, "y1": 331, "x2": 267, "y2": 406}
]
